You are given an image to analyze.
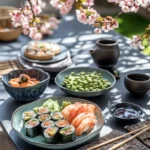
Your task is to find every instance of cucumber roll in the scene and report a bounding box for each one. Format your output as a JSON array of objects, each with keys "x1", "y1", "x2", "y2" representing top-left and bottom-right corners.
[
  {"x1": 22, "y1": 110, "x2": 37, "y2": 122},
  {"x1": 34, "y1": 107, "x2": 50, "y2": 115},
  {"x1": 25, "y1": 118, "x2": 40, "y2": 137},
  {"x1": 59, "y1": 125, "x2": 76, "y2": 143},
  {"x1": 38, "y1": 114, "x2": 51, "y2": 122},
  {"x1": 51, "y1": 112, "x2": 63, "y2": 121},
  {"x1": 55, "y1": 119, "x2": 69, "y2": 129},
  {"x1": 41, "y1": 120, "x2": 55, "y2": 132},
  {"x1": 44, "y1": 126, "x2": 59, "y2": 144}
]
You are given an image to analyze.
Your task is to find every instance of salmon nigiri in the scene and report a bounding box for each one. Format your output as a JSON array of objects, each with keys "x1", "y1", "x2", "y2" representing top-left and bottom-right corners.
[
  {"x1": 71, "y1": 112, "x2": 96, "y2": 129},
  {"x1": 76, "y1": 104, "x2": 96, "y2": 117},
  {"x1": 62, "y1": 102, "x2": 81, "y2": 121},
  {"x1": 67, "y1": 102, "x2": 81, "y2": 123},
  {"x1": 75, "y1": 117, "x2": 97, "y2": 136}
]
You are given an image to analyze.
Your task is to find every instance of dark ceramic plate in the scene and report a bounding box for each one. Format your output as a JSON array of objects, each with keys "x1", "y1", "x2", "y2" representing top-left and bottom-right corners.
[
  {"x1": 55, "y1": 67, "x2": 116, "y2": 97},
  {"x1": 20, "y1": 45, "x2": 68, "y2": 64},
  {"x1": 2, "y1": 68, "x2": 50, "y2": 101},
  {"x1": 11, "y1": 96, "x2": 104, "y2": 149},
  {"x1": 110, "y1": 102, "x2": 143, "y2": 120}
]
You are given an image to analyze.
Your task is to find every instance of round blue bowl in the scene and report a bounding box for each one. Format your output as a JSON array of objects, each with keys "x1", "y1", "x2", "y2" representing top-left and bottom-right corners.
[
  {"x1": 55, "y1": 67, "x2": 116, "y2": 97},
  {"x1": 2, "y1": 68, "x2": 50, "y2": 101}
]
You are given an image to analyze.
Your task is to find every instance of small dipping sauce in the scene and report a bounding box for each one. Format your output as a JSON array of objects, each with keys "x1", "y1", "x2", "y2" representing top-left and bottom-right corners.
[
  {"x1": 110, "y1": 102, "x2": 143, "y2": 120},
  {"x1": 114, "y1": 107, "x2": 138, "y2": 119}
]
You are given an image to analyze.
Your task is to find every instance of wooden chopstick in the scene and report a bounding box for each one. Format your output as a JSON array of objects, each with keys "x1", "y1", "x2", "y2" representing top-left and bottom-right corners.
[
  {"x1": 108, "y1": 127, "x2": 150, "y2": 150},
  {"x1": 87, "y1": 125, "x2": 149, "y2": 150}
]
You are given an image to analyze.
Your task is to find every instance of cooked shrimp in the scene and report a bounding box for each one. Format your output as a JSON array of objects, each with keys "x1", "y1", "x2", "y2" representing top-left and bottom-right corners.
[
  {"x1": 8, "y1": 81, "x2": 20, "y2": 87},
  {"x1": 8, "y1": 74, "x2": 40, "y2": 88}
]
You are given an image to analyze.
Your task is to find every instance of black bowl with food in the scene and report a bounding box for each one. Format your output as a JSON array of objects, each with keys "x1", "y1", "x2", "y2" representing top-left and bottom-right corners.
[{"x1": 2, "y1": 68, "x2": 50, "y2": 101}]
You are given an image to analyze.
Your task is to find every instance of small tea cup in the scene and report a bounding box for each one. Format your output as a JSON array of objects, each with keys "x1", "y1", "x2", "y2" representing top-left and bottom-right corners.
[{"x1": 124, "y1": 73, "x2": 150, "y2": 95}]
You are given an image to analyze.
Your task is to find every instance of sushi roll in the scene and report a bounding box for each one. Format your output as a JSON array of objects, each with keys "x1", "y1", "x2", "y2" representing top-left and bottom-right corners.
[
  {"x1": 59, "y1": 125, "x2": 76, "y2": 143},
  {"x1": 25, "y1": 118, "x2": 40, "y2": 137},
  {"x1": 34, "y1": 107, "x2": 50, "y2": 115},
  {"x1": 55, "y1": 119, "x2": 69, "y2": 129},
  {"x1": 41, "y1": 120, "x2": 55, "y2": 132},
  {"x1": 51, "y1": 112, "x2": 63, "y2": 121},
  {"x1": 44, "y1": 126, "x2": 59, "y2": 144},
  {"x1": 38, "y1": 114, "x2": 51, "y2": 122},
  {"x1": 22, "y1": 110, "x2": 37, "y2": 122}
]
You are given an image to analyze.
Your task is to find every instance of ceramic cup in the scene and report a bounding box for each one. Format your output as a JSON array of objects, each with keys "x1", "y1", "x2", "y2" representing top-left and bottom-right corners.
[
  {"x1": 90, "y1": 38, "x2": 120, "y2": 68},
  {"x1": 124, "y1": 73, "x2": 150, "y2": 95}
]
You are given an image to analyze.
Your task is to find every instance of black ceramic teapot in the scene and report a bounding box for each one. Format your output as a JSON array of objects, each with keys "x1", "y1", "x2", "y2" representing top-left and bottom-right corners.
[{"x1": 90, "y1": 38, "x2": 120, "y2": 68}]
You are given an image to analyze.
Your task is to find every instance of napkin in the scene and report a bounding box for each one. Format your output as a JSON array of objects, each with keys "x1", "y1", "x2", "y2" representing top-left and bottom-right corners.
[
  {"x1": 18, "y1": 51, "x2": 74, "y2": 72},
  {"x1": 0, "y1": 121, "x2": 17, "y2": 150}
]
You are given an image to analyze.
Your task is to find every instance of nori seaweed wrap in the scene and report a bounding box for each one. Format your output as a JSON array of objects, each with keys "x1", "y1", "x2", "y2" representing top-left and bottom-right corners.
[
  {"x1": 25, "y1": 118, "x2": 40, "y2": 137},
  {"x1": 59, "y1": 125, "x2": 76, "y2": 143},
  {"x1": 22, "y1": 110, "x2": 37, "y2": 122},
  {"x1": 41, "y1": 120, "x2": 55, "y2": 132},
  {"x1": 55, "y1": 119, "x2": 69, "y2": 129},
  {"x1": 51, "y1": 112, "x2": 63, "y2": 121},
  {"x1": 38, "y1": 114, "x2": 51, "y2": 122},
  {"x1": 44, "y1": 126, "x2": 59, "y2": 144}
]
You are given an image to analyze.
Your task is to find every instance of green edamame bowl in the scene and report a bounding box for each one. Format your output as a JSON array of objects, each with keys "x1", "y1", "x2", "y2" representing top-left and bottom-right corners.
[{"x1": 55, "y1": 67, "x2": 116, "y2": 97}]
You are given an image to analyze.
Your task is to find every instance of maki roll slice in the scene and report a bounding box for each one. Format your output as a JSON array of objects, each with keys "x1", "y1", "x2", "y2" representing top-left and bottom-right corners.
[
  {"x1": 34, "y1": 107, "x2": 50, "y2": 115},
  {"x1": 22, "y1": 110, "x2": 37, "y2": 122},
  {"x1": 55, "y1": 119, "x2": 69, "y2": 129},
  {"x1": 25, "y1": 118, "x2": 40, "y2": 137},
  {"x1": 44, "y1": 126, "x2": 59, "y2": 144},
  {"x1": 41, "y1": 120, "x2": 55, "y2": 132},
  {"x1": 51, "y1": 112, "x2": 63, "y2": 121},
  {"x1": 59, "y1": 125, "x2": 76, "y2": 143},
  {"x1": 38, "y1": 114, "x2": 51, "y2": 122}
]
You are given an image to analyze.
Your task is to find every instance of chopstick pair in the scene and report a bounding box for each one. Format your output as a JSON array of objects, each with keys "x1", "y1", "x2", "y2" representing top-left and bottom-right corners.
[{"x1": 88, "y1": 125, "x2": 150, "y2": 150}]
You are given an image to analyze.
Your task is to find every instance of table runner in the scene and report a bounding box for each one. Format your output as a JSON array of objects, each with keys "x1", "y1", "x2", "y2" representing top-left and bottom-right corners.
[{"x1": 78, "y1": 130, "x2": 149, "y2": 150}]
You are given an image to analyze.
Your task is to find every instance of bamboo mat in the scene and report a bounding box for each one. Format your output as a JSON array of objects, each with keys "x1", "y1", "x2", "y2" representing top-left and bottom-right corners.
[
  {"x1": 78, "y1": 130, "x2": 149, "y2": 150},
  {"x1": 0, "y1": 60, "x2": 24, "y2": 78},
  {"x1": 125, "y1": 120, "x2": 150, "y2": 148}
]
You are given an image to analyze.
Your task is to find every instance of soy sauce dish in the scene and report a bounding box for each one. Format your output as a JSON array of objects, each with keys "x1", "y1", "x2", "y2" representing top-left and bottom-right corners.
[{"x1": 109, "y1": 102, "x2": 143, "y2": 120}]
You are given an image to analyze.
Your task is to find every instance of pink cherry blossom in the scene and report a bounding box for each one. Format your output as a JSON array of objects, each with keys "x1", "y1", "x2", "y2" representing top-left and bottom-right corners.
[
  {"x1": 94, "y1": 28, "x2": 101, "y2": 34},
  {"x1": 109, "y1": 0, "x2": 150, "y2": 13},
  {"x1": 130, "y1": 35, "x2": 145, "y2": 49},
  {"x1": 32, "y1": 32, "x2": 43, "y2": 40},
  {"x1": 101, "y1": 16, "x2": 119, "y2": 32},
  {"x1": 83, "y1": 0, "x2": 94, "y2": 7},
  {"x1": 9, "y1": 10, "x2": 22, "y2": 27},
  {"x1": 50, "y1": 0, "x2": 75, "y2": 15},
  {"x1": 76, "y1": 8, "x2": 99, "y2": 25}
]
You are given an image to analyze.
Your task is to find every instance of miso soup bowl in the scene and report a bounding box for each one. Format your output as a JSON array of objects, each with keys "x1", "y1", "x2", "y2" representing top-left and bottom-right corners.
[{"x1": 124, "y1": 73, "x2": 150, "y2": 95}]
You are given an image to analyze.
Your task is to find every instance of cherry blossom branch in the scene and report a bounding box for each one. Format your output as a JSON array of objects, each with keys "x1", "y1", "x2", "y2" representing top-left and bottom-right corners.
[
  {"x1": 9, "y1": 0, "x2": 150, "y2": 44},
  {"x1": 9, "y1": 0, "x2": 60, "y2": 40},
  {"x1": 28, "y1": 0, "x2": 36, "y2": 23},
  {"x1": 131, "y1": 25, "x2": 150, "y2": 49},
  {"x1": 114, "y1": 11, "x2": 123, "y2": 19}
]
